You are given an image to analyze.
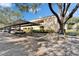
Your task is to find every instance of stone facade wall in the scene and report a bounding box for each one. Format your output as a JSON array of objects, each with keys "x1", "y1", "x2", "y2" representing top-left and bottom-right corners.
[{"x1": 32, "y1": 16, "x2": 60, "y2": 32}]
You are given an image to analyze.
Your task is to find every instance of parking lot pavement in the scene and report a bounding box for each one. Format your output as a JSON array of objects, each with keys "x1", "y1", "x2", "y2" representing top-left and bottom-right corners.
[{"x1": 0, "y1": 32, "x2": 27, "y2": 56}]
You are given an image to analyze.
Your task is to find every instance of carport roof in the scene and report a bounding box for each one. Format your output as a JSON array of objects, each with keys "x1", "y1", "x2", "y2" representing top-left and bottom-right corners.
[
  {"x1": 0, "y1": 19, "x2": 40, "y2": 29},
  {"x1": 11, "y1": 20, "x2": 40, "y2": 26}
]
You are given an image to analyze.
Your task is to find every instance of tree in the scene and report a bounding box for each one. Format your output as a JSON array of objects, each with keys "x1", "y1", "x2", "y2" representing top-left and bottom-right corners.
[
  {"x1": 48, "y1": 3, "x2": 79, "y2": 34},
  {"x1": 67, "y1": 17, "x2": 79, "y2": 23},
  {"x1": 0, "y1": 7, "x2": 21, "y2": 25},
  {"x1": 15, "y1": 3, "x2": 41, "y2": 13},
  {"x1": 15, "y1": 3, "x2": 79, "y2": 34}
]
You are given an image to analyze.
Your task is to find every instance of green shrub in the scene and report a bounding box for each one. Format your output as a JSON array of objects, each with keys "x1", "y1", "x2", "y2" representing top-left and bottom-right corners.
[
  {"x1": 66, "y1": 32, "x2": 77, "y2": 36},
  {"x1": 32, "y1": 29, "x2": 54, "y2": 33},
  {"x1": 32, "y1": 30, "x2": 44, "y2": 33},
  {"x1": 66, "y1": 30, "x2": 77, "y2": 36},
  {"x1": 67, "y1": 24, "x2": 73, "y2": 29}
]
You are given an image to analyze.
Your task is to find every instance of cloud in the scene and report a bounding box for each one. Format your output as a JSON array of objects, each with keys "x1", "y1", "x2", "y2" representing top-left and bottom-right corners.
[{"x1": 0, "y1": 3, "x2": 12, "y2": 7}]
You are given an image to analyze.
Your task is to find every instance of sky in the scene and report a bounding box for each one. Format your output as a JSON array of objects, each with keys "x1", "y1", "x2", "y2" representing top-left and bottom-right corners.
[{"x1": 0, "y1": 3, "x2": 79, "y2": 21}]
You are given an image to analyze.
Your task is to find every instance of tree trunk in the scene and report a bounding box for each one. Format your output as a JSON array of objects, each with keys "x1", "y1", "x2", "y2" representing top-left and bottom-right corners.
[
  {"x1": 8, "y1": 26, "x2": 11, "y2": 33},
  {"x1": 58, "y1": 24, "x2": 65, "y2": 34},
  {"x1": 18, "y1": 25, "x2": 21, "y2": 31}
]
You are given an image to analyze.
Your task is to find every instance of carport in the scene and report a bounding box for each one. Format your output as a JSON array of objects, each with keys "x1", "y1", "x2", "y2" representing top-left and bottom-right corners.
[{"x1": 1, "y1": 20, "x2": 40, "y2": 33}]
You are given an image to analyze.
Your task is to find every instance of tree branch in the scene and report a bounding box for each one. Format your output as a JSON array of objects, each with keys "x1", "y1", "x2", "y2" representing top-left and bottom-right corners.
[
  {"x1": 64, "y1": 4, "x2": 79, "y2": 24},
  {"x1": 62, "y1": 3, "x2": 66, "y2": 17},
  {"x1": 57, "y1": 3, "x2": 62, "y2": 16},
  {"x1": 64, "y1": 3, "x2": 71, "y2": 16},
  {"x1": 48, "y1": 3, "x2": 62, "y2": 25}
]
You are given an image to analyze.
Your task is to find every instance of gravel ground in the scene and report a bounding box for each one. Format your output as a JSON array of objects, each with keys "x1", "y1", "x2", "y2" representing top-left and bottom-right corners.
[
  {"x1": 0, "y1": 32, "x2": 79, "y2": 56},
  {"x1": 0, "y1": 32, "x2": 28, "y2": 56}
]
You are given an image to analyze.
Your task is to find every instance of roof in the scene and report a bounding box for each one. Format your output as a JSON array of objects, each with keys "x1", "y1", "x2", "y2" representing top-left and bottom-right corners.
[
  {"x1": 11, "y1": 19, "x2": 40, "y2": 26},
  {"x1": 32, "y1": 19, "x2": 44, "y2": 23},
  {"x1": 1, "y1": 19, "x2": 40, "y2": 29},
  {"x1": 31, "y1": 16, "x2": 56, "y2": 23}
]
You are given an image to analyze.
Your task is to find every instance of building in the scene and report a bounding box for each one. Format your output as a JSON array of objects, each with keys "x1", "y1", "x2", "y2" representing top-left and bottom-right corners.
[
  {"x1": 31, "y1": 16, "x2": 59, "y2": 32},
  {"x1": 1, "y1": 19, "x2": 40, "y2": 33},
  {"x1": 1, "y1": 16, "x2": 61, "y2": 33}
]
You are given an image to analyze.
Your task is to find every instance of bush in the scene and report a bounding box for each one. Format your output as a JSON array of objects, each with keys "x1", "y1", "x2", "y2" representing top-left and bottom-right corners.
[
  {"x1": 32, "y1": 29, "x2": 55, "y2": 33},
  {"x1": 66, "y1": 30, "x2": 77, "y2": 36},
  {"x1": 32, "y1": 30, "x2": 40, "y2": 33},
  {"x1": 67, "y1": 24, "x2": 73, "y2": 29}
]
